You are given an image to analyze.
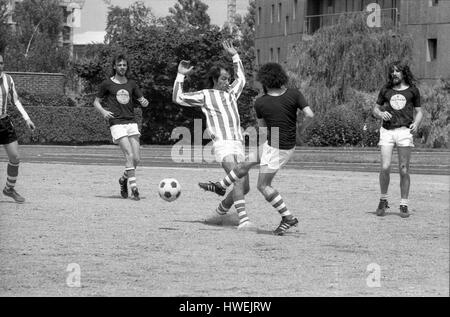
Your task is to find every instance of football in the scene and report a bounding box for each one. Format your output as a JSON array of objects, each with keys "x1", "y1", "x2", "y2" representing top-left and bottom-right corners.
[{"x1": 158, "y1": 178, "x2": 181, "y2": 202}]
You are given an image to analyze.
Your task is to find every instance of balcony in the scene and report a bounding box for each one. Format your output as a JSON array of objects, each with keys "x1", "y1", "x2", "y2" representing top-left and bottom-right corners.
[{"x1": 304, "y1": 8, "x2": 399, "y2": 35}]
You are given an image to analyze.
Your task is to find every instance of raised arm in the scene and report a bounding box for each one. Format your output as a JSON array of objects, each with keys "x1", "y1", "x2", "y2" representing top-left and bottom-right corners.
[
  {"x1": 172, "y1": 61, "x2": 205, "y2": 107},
  {"x1": 223, "y1": 41, "x2": 246, "y2": 99}
]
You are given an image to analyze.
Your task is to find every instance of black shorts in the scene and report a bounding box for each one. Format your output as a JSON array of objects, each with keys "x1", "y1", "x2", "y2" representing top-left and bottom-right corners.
[{"x1": 0, "y1": 115, "x2": 18, "y2": 145}]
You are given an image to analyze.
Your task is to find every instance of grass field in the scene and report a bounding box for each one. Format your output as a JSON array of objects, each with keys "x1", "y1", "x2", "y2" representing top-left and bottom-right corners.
[{"x1": 0, "y1": 163, "x2": 449, "y2": 297}]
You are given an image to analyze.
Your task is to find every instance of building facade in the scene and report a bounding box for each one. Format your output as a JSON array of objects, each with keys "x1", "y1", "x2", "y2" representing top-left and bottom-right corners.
[{"x1": 255, "y1": 0, "x2": 450, "y2": 81}]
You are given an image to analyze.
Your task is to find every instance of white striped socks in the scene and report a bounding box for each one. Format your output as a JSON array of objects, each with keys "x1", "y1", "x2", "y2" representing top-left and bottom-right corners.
[
  {"x1": 234, "y1": 199, "x2": 249, "y2": 225},
  {"x1": 215, "y1": 201, "x2": 230, "y2": 215},
  {"x1": 220, "y1": 170, "x2": 239, "y2": 189},
  {"x1": 267, "y1": 192, "x2": 292, "y2": 218},
  {"x1": 6, "y1": 161, "x2": 19, "y2": 189},
  {"x1": 126, "y1": 167, "x2": 137, "y2": 189}
]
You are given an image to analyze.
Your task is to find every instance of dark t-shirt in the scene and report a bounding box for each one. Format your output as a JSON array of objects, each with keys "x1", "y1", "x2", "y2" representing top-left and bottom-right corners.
[
  {"x1": 376, "y1": 85, "x2": 421, "y2": 130},
  {"x1": 97, "y1": 78, "x2": 143, "y2": 127},
  {"x1": 254, "y1": 88, "x2": 309, "y2": 150}
]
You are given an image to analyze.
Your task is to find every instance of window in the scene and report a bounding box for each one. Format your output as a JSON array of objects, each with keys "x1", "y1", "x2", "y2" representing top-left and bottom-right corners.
[
  {"x1": 257, "y1": 7, "x2": 261, "y2": 25},
  {"x1": 277, "y1": 48, "x2": 281, "y2": 63},
  {"x1": 285, "y1": 16, "x2": 289, "y2": 36},
  {"x1": 270, "y1": 48, "x2": 274, "y2": 61},
  {"x1": 278, "y1": 3, "x2": 282, "y2": 23},
  {"x1": 429, "y1": 0, "x2": 439, "y2": 7},
  {"x1": 293, "y1": 0, "x2": 298, "y2": 20},
  {"x1": 271, "y1": 4, "x2": 275, "y2": 23},
  {"x1": 427, "y1": 39, "x2": 437, "y2": 61}
]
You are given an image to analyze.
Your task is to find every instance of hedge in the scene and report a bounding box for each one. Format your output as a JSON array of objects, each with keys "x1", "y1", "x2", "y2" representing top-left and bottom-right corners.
[{"x1": 8, "y1": 106, "x2": 142, "y2": 145}]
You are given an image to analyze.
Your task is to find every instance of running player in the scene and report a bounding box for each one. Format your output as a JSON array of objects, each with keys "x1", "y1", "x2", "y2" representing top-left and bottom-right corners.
[
  {"x1": 373, "y1": 61, "x2": 423, "y2": 218},
  {"x1": 172, "y1": 40, "x2": 254, "y2": 230},
  {"x1": 0, "y1": 54, "x2": 36, "y2": 203},
  {"x1": 94, "y1": 54, "x2": 149, "y2": 201},
  {"x1": 199, "y1": 62, "x2": 314, "y2": 235}
]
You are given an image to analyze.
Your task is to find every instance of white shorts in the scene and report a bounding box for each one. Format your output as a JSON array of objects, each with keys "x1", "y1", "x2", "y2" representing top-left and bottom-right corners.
[
  {"x1": 110, "y1": 123, "x2": 140, "y2": 144},
  {"x1": 213, "y1": 140, "x2": 245, "y2": 163},
  {"x1": 378, "y1": 127, "x2": 414, "y2": 147},
  {"x1": 260, "y1": 141, "x2": 295, "y2": 170}
]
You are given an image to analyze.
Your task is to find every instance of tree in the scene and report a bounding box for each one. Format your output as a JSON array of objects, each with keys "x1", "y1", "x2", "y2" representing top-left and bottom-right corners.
[
  {"x1": 166, "y1": 0, "x2": 210, "y2": 33},
  {"x1": 0, "y1": 0, "x2": 12, "y2": 53},
  {"x1": 105, "y1": 1, "x2": 156, "y2": 44},
  {"x1": 3, "y1": 0, "x2": 70, "y2": 72}
]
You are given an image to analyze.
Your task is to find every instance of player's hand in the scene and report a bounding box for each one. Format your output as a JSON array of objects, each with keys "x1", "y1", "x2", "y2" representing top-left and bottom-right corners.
[
  {"x1": 381, "y1": 111, "x2": 392, "y2": 121},
  {"x1": 409, "y1": 122, "x2": 419, "y2": 133},
  {"x1": 25, "y1": 119, "x2": 35, "y2": 132},
  {"x1": 222, "y1": 40, "x2": 237, "y2": 56},
  {"x1": 102, "y1": 110, "x2": 115, "y2": 119},
  {"x1": 178, "y1": 60, "x2": 194, "y2": 75},
  {"x1": 139, "y1": 97, "x2": 149, "y2": 108}
]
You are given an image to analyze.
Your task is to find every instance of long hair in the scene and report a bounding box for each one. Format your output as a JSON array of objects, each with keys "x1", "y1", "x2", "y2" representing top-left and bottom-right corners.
[
  {"x1": 110, "y1": 54, "x2": 131, "y2": 77},
  {"x1": 256, "y1": 62, "x2": 289, "y2": 93},
  {"x1": 204, "y1": 63, "x2": 230, "y2": 89},
  {"x1": 386, "y1": 61, "x2": 417, "y2": 88}
]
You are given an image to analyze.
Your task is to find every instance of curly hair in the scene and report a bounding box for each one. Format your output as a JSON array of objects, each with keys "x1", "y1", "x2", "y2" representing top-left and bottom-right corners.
[
  {"x1": 386, "y1": 61, "x2": 417, "y2": 88},
  {"x1": 110, "y1": 54, "x2": 131, "y2": 77},
  {"x1": 204, "y1": 63, "x2": 231, "y2": 89},
  {"x1": 256, "y1": 63, "x2": 289, "y2": 92}
]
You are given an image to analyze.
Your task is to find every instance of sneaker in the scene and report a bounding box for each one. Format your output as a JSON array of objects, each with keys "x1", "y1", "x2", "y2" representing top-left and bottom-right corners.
[
  {"x1": 273, "y1": 217, "x2": 299, "y2": 236},
  {"x1": 198, "y1": 181, "x2": 226, "y2": 196},
  {"x1": 3, "y1": 187, "x2": 25, "y2": 203},
  {"x1": 237, "y1": 221, "x2": 257, "y2": 232},
  {"x1": 131, "y1": 188, "x2": 140, "y2": 201},
  {"x1": 399, "y1": 205, "x2": 410, "y2": 218},
  {"x1": 119, "y1": 177, "x2": 128, "y2": 198},
  {"x1": 376, "y1": 199, "x2": 389, "y2": 216}
]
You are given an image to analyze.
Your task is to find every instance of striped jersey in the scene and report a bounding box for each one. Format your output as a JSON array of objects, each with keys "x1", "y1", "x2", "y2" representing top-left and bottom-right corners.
[
  {"x1": 0, "y1": 73, "x2": 29, "y2": 120},
  {"x1": 173, "y1": 54, "x2": 246, "y2": 142}
]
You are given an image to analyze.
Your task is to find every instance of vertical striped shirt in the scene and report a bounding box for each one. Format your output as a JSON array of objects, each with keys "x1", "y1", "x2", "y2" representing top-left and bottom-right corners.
[
  {"x1": 173, "y1": 54, "x2": 246, "y2": 142},
  {"x1": 0, "y1": 73, "x2": 30, "y2": 120}
]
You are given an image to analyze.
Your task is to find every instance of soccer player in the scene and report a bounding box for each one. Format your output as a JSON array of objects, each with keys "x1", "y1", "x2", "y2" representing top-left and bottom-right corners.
[
  {"x1": 0, "y1": 54, "x2": 36, "y2": 203},
  {"x1": 199, "y1": 62, "x2": 314, "y2": 235},
  {"x1": 373, "y1": 61, "x2": 423, "y2": 218},
  {"x1": 172, "y1": 40, "x2": 254, "y2": 230},
  {"x1": 94, "y1": 54, "x2": 149, "y2": 201}
]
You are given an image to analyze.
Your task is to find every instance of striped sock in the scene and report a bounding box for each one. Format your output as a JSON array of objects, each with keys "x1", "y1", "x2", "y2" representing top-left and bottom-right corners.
[
  {"x1": 126, "y1": 168, "x2": 137, "y2": 190},
  {"x1": 266, "y1": 191, "x2": 292, "y2": 218},
  {"x1": 235, "y1": 199, "x2": 249, "y2": 225},
  {"x1": 215, "y1": 201, "x2": 230, "y2": 215},
  {"x1": 6, "y1": 161, "x2": 19, "y2": 190},
  {"x1": 220, "y1": 170, "x2": 239, "y2": 189},
  {"x1": 400, "y1": 199, "x2": 408, "y2": 206}
]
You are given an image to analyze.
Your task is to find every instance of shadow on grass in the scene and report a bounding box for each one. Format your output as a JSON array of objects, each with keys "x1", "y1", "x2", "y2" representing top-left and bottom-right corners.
[
  {"x1": 94, "y1": 195, "x2": 146, "y2": 200},
  {"x1": 367, "y1": 211, "x2": 410, "y2": 218}
]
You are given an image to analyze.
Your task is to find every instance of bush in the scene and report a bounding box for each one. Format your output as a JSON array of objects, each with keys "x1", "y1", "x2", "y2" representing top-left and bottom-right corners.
[
  {"x1": 18, "y1": 90, "x2": 77, "y2": 108},
  {"x1": 9, "y1": 106, "x2": 142, "y2": 145}
]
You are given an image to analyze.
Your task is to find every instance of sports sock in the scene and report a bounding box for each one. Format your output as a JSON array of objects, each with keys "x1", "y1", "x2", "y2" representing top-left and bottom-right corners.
[
  {"x1": 120, "y1": 170, "x2": 128, "y2": 182},
  {"x1": 234, "y1": 200, "x2": 249, "y2": 225},
  {"x1": 215, "y1": 201, "x2": 230, "y2": 215},
  {"x1": 220, "y1": 170, "x2": 239, "y2": 189},
  {"x1": 126, "y1": 168, "x2": 137, "y2": 190},
  {"x1": 6, "y1": 161, "x2": 19, "y2": 190},
  {"x1": 400, "y1": 199, "x2": 408, "y2": 206},
  {"x1": 266, "y1": 191, "x2": 292, "y2": 219},
  {"x1": 380, "y1": 193, "x2": 389, "y2": 201}
]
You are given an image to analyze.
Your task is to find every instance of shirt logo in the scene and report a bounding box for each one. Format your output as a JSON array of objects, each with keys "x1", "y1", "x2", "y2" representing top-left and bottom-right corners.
[
  {"x1": 390, "y1": 94, "x2": 406, "y2": 110},
  {"x1": 116, "y1": 89, "x2": 130, "y2": 105}
]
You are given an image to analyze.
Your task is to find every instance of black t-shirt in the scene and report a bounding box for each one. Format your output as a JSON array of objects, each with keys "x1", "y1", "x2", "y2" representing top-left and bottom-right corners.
[
  {"x1": 97, "y1": 78, "x2": 143, "y2": 127},
  {"x1": 254, "y1": 88, "x2": 309, "y2": 150},
  {"x1": 376, "y1": 85, "x2": 421, "y2": 130}
]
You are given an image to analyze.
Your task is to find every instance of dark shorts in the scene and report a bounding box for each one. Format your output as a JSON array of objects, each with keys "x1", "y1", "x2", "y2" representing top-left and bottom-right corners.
[{"x1": 0, "y1": 115, "x2": 18, "y2": 145}]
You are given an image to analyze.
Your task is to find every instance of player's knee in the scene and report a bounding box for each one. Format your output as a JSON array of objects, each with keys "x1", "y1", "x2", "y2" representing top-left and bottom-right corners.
[
  {"x1": 8, "y1": 154, "x2": 20, "y2": 164},
  {"x1": 399, "y1": 164, "x2": 409, "y2": 176},
  {"x1": 133, "y1": 156, "x2": 140, "y2": 166},
  {"x1": 381, "y1": 164, "x2": 391, "y2": 173},
  {"x1": 257, "y1": 183, "x2": 269, "y2": 196}
]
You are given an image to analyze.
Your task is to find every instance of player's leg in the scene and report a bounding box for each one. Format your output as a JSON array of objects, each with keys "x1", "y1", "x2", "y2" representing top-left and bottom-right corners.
[
  {"x1": 2, "y1": 140, "x2": 25, "y2": 203},
  {"x1": 376, "y1": 141, "x2": 394, "y2": 216},
  {"x1": 397, "y1": 146, "x2": 412, "y2": 218},
  {"x1": 117, "y1": 136, "x2": 139, "y2": 200}
]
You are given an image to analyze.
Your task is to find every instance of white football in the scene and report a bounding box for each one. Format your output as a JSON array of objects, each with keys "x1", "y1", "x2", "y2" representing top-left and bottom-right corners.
[{"x1": 158, "y1": 178, "x2": 181, "y2": 202}]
